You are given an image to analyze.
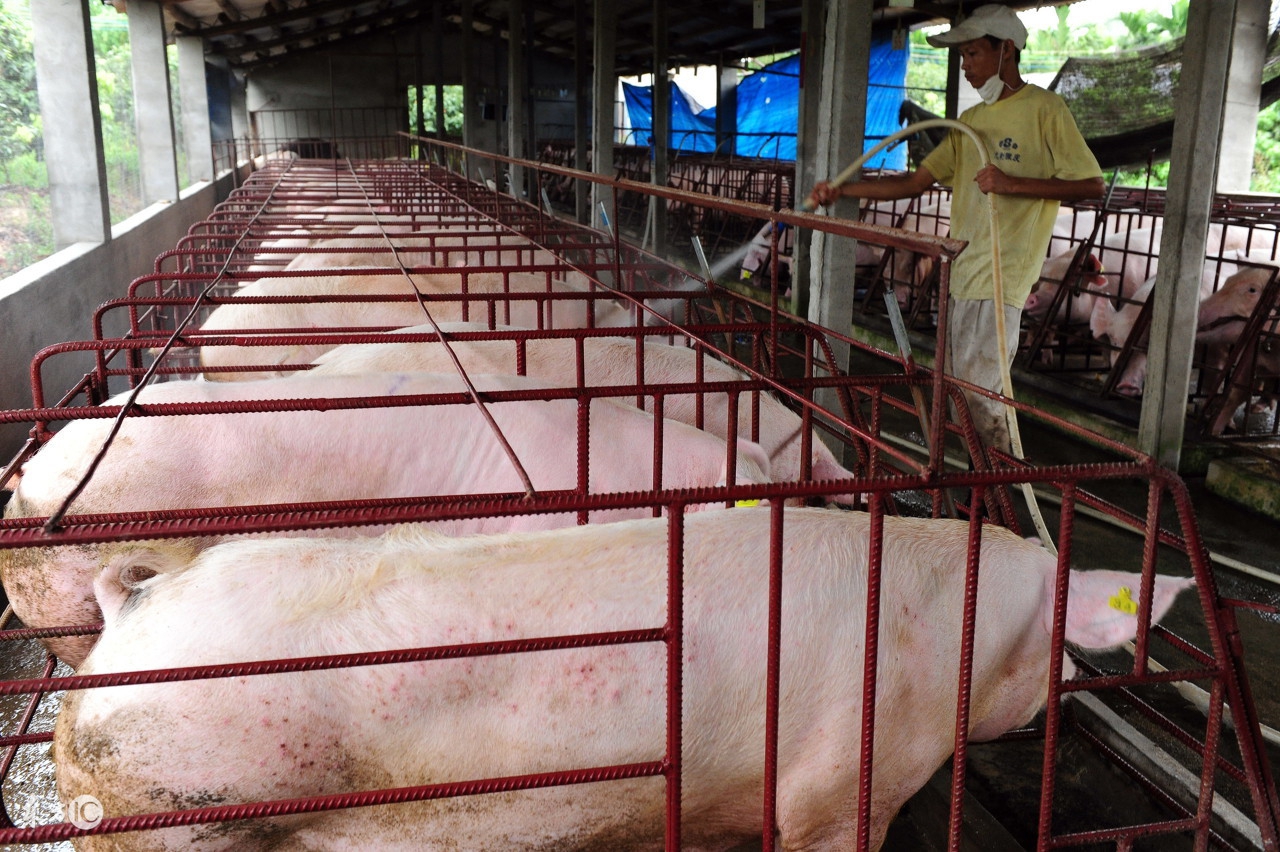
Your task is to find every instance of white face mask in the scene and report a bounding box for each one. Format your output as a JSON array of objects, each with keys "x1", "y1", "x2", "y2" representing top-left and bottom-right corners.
[{"x1": 976, "y1": 44, "x2": 1006, "y2": 105}]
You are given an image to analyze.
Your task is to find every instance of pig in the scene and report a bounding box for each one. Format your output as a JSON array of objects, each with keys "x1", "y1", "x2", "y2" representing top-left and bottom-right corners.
[
  {"x1": 1088, "y1": 275, "x2": 1157, "y2": 397},
  {"x1": 1088, "y1": 258, "x2": 1238, "y2": 397},
  {"x1": 1096, "y1": 223, "x2": 1249, "y2": 303},
  {"x1": 197, "y1": 271, "x2": 639, "y2": 379},
  {"x1": 1195, "y1": 264, "x2": 1280, "y2": 435},
  {"x1": 1, "y1": 372, "x2": 769, "y2": 667},
  {"x1": 1022, "y1": 250, "x2": 1106, "y2": 326},
  {"x1": 879, "y1": 199, "x2": 952, "y2": 310},
  {"x1": 1195, "y1": 263, "x2": 1275, "y2": 349},
  {"x1": 54, "y1": 508, "x2": 1193, "y2": 851},
  {"x1": 280, "y1": 230, "x2": 566, "y2": 273},
  {"x1": 309, "y1": 322, "x2": 858, "y2": 496},
  {"x1": 1046, "y1": 208, "x2": 1099, "y2": 257}
]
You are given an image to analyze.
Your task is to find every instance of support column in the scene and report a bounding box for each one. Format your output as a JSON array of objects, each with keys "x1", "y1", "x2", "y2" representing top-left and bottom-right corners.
[
  {"x1": 507, "y1": 0, "x2": 527, "y2": 197},
  {"x1": 433, "y1": 2, "x2": 446, "y2": 141},
  {"x1": 30, "y1": 0, "x2": 109, "y2": 247},
  {"x1": 128, "y1": 0, "x2": 180, "y2": 204},
  {"x1": 793, "y1": 0, "x2": 826, "y2": 311},
  {"x1": 591, "y1": 0, "x2": 617, "y2": 230},
  {"x1": 807, "y1": 0, "x2": 872, "y2": 335},
  {"x1": 715, "y1": 60, "x2": 738, "y2": 157},
  {"x1": 177, "y1": 36, "x2": 213, "y2": 184},
  {"x1": 1218, "y1": 0, "x2": 1269, "y2": 193},
  {"x1": 573, "y1": 0, "x2": 591, "y2": 222},
  {"x1": 1139, "y1": 0, "x2": 1236, "y2": 467},
  {"x1": 650, "y1": 0, "x2": 669, "y2": 255},
  {"x1": 461, "y1": 0, "x2": 480, "y2": 178}
]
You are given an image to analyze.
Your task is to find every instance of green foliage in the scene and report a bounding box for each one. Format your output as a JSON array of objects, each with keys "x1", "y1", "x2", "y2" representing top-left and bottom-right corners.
[
  {"x1": 1115, "y1": 2, "x2": 1189, "y2": 49},
  {"x1": 408, "y1": 85, "x2": 465, "y2": 137},
  {"x1": 1251, "y1": 101, "x2": 1280, "y2": 193},
  {"x1": 90, "y1": 4, "x2": 142, "y2": 223},
  {"x1": 0, "y1": 3, "x2": 38, "y2": 182}
]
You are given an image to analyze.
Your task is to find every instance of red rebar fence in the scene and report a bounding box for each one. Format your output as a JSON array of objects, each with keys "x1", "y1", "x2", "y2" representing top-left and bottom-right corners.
[{"x1": 0, "y1": 141, "x2": 1275, "y2": 850}]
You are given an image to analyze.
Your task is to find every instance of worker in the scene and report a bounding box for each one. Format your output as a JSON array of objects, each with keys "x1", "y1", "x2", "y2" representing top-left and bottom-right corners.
[{"x1": 808, "y1": 4, "x2": 1104, "y2": 454}]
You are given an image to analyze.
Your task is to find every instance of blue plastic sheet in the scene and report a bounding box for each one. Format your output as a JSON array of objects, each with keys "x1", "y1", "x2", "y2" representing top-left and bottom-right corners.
[
  {"x1": 621, "y1": 33, "x2": 909, "y2": 167},
  {"x1": 621, "y1": 81, "x2": 717, "y2": 153}
]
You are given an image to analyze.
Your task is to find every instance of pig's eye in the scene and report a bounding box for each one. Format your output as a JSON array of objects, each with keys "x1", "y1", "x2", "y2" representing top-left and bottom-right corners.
[{"x1": 119, "y1": 564, "x2": 157, "y2": 589}]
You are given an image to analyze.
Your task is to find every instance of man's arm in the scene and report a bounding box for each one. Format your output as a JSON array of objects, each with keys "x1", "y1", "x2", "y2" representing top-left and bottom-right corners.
[
  {"x1": 974, "y1": 165, "x2": 1104, "y2": 202},
  {"x1": 808, "y1": 166, "x2": 937, "y2": 208}
]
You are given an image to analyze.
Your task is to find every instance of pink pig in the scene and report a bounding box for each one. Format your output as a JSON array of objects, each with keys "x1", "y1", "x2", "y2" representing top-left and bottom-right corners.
[
  {"x1": 55, "y1": 508, "x2": 1192, "y2": 851},
  {"x1": 309, "y1": 322, "x2": 858, "y2": 499},
  {"x1": 1195, "y1": 264, "x2": 1280, "y2": 435},
  {"x1": 197, "y1": 270, "x2": 638, "y2": 379},
  {"x1": 2, "y1": 372, "x2": 768, "y2": 667}
]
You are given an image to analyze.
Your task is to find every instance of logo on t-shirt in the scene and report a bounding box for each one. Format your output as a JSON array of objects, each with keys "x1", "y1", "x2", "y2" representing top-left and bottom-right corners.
[{"x1": 994, "y1": 136, "x2": 1021, "y2": 164}]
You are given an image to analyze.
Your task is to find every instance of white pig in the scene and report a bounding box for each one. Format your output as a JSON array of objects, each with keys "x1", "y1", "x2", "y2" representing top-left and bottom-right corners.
[
  {"x1": 197, "y1": 271, "x2": 638, "y2": 379},
  {"x1": 309, "y1": 323, "x2": 857, "y2": 498},
  {"x1": 1195, "y1": 264, "x2": 1280, "y2": 435},
  {"x1": 2, "y1": 372, "x2": 768, "y2": 667},
  {"x1": 1088, "y1": 258, "x2": 1238, "y2": 397},
  {"x1": 1022, "y1": 249, "x2": 1106, "y2": 326},
  {"x1": 55, "y1": 508, "x2": 1193, "y2": 851}
]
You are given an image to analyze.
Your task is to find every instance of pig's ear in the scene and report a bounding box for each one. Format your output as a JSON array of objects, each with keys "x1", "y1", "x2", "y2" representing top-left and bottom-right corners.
[{"x1": 1063, "y1": 569, "x2": 1196, "y2": 649}]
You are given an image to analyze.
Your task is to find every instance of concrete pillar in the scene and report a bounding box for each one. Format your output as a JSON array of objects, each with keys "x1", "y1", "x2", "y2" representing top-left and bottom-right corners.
[
  {"x1": 591, "y1": 0, "x2": 617, "y2": 230},
  {"x1": 806, "y1": 0, "x2": 872, "y2": 336},
  {"x1": 433, "y1": 2, "x2": 446, "y2": 140},
  {"x1": 650, "y1": 0, "x2": 669, "y2": 255},
  {"x1": 1139, "y1": 0, "x2": 1236, "y2": 467},
  {"x1": 128, "y1": 0, "x2": 180, "y2": 204},
  {"x1": 177, "y1": 36, "x2": 213, "y2": 184},
  {"x1": 508, "y1": 0, "x2": 527, "y2": 197},
  {"x1": 715, "y1": 62, "x2": 738, "y2": 157},
  {"x1": 805, "y1": 0, "x2": 873, "y2": 470},
  {"x1": 792, "y1": 0, "x2": 827, "y2": 312},
  {"x1": 1218, "y1": 0, "x2": 1269, "y2": 193},
  {"x1": 573, "y1": 0, "x2": 591, "y2": 222},
  {"x1": 461, "y1": 0, "x2": 479, "y2": 177},
  {"x1": 30, "y1": 0, "x2": 110, "y2": 248},
  {"x1": 230, "y1": 74, "x2": 250, "y2": 160}
]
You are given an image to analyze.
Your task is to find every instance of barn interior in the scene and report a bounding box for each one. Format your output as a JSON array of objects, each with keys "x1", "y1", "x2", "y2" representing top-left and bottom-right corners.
[{"x1": 1, "y1": 0, "x2": 1280, "y2": 849}]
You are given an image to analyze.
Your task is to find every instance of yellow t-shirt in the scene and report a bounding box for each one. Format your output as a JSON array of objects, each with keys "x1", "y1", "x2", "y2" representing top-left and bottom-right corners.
[{"x1": 921, "y1": 85, "x2": 1102, "y2": 307}]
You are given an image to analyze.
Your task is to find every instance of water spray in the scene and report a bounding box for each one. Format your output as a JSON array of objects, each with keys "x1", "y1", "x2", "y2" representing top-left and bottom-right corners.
[{"x1": 805, "y1": 118, "x2": 1057, "y2": 554}]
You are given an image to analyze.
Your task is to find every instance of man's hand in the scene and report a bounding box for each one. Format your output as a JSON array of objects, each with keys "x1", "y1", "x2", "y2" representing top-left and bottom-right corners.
[
  {"x1": 974, "y1": 163, "x2": 1010, "y2": 195},
  {"x1": 807, "y1": 181, "x2": 844, "y2": 208}
]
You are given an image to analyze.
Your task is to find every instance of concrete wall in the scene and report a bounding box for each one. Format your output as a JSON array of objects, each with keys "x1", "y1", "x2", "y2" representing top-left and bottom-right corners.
[
  {"x1": 243, "y1": 24, "x2": 577, "y2": 159},
  {"x1": 0, "y1": 172, "x2": 238, "y2": 459}
]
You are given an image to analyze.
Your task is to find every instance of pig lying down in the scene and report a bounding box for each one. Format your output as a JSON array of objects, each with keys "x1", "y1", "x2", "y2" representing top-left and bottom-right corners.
[
  {"x1": 1, "y1": 372, "x2": 767, "y2": 667},
  {"x1": 55, "y1": 508, "x2": 1191, "y2": 851},
  {"x1": 198, "y1": 271, "x2": 638, "y2": 378},
  {"x1": 309, "y1": 322, "x2": 859, "y2": 497}
]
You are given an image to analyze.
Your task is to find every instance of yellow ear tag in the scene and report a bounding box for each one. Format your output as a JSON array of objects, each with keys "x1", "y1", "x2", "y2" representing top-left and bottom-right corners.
[
  {"x1": 734, "y1": 499, "x2": 761, "y2": 508},
  {"x1": 1109, "y1": 586, "x2": 1138, "y2": 615}
]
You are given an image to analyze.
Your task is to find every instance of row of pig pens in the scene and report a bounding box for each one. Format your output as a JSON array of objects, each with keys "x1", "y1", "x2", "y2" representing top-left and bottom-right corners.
[
  {"x1": 0, "y1": 139, "x2": 1274, "y2": 850},
  {"x1": 542, "y1": 138, "x2": 1280, "y2": 443},
  {"x1": 853, "y1": 184, "x2": 1280, "y2": 442}
]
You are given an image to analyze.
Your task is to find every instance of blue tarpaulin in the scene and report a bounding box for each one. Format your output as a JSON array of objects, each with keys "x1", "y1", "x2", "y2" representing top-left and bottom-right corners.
[
  {"x1": 621, "y1": 33, "x2": 909, "y2": 168},
  {"x1": 621, "y1": 81, "x2": 717, "y2": 153}
]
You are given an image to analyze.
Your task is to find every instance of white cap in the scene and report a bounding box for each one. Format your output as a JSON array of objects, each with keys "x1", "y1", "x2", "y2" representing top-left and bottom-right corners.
[{"x1": 926, "y1": 4, "x2": 1028, "y2": 50}]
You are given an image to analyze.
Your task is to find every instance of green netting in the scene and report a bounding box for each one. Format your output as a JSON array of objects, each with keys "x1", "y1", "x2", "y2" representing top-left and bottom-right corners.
[{"x1": 1047, "y1": 25, "x2": 1280, "y2": 168}]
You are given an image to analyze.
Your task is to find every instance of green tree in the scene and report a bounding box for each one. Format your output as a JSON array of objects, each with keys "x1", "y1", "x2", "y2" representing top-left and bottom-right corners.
[
  {"x1": 408, "y1": 84, "x2": 465, "y2": 137},
  {"x1": 0, "y1": 2, "x2": 38, "y2": 182},
  {"x1": 1115, "y1": 2, "x2": 1189, "y2": 49}
]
